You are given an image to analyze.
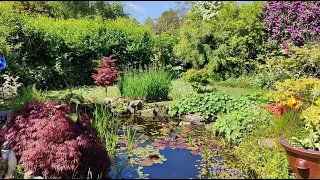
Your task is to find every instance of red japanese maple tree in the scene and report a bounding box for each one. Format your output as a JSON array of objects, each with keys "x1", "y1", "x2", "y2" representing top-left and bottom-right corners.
[
  {"x1": 0, "y1": 100, "x2": 110, "y2": 178},
  {"x1": 91, "y1": 55, "x2": 122, "y2": 97}
]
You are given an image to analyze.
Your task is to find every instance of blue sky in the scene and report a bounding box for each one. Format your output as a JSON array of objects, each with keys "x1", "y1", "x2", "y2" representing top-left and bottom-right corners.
[{"x1": 123, "y1": 1, "x2": 252, "y2": 24}]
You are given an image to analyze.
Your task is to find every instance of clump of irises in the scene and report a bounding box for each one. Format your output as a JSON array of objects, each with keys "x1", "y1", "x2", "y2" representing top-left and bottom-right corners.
[{"x1": 210, "y1": 165, "x2": 244, "y2": 179}]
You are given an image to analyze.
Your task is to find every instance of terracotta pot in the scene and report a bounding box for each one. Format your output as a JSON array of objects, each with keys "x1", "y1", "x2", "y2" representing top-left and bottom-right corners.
[{"x1": 279, "y1": 136, "x2": 320, "y2": 179}]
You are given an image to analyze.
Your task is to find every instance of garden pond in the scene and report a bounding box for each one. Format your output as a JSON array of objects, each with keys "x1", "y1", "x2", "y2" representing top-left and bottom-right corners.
[{"x1": 107, "y1": 116, "x2": 244, "y2": 179}]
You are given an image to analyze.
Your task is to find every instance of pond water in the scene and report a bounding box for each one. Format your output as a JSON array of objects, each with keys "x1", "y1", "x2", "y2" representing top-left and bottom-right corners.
[{"x1": 108, "y1": 116, "x2": 226, "y2": 179}]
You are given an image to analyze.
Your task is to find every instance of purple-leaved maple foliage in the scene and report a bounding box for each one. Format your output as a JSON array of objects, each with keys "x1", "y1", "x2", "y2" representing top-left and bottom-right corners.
[
  {"x1": 0, "y1": 100, "x2": 110, "y2": 179},
  {"x1": 92, "y1": 55, "x2": 122, "y2": 92},
  {"x1": 262, "y1": 1, "x2": 320, "y2": 47}
]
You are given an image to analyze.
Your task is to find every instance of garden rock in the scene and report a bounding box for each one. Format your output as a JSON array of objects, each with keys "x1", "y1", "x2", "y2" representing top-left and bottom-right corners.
[
  {"x1": 0, "y1": 111, "x2": 13, "y2": 124},
  {"x1": 128, "y1": 100, "x2": 143, "y2": 110},
  {"x1": 205, "y1": 122, "x2": 215, "y2": 131},
  {"x1": 178, "y1": 121, "x2": 191, "y2": 126},
  {"x1": 258, "y1": 138, "x2": 278, "y2": 149},
  {"x1": 153, "y1": 107, "x2": 159, "y2": 115},
  {"x1": 139, "y1": 108, "x2": 158, "y2": 118},
  {"x1": 183, "y1": 114, "x2": 205, "y2": 125},
  {"x1": 127, "y1": 106, "x2": 135, "y2": 115},
  {"x1": 24, "y1": 171, "x2": 44, "y2": 179}
]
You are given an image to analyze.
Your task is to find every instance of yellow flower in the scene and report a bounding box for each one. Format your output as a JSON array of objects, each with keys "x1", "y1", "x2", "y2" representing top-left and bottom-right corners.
[
  {"x1": 316, "y1": 99, "x2": 320, "y2": 106},
  {"x1": 287, "y1": 96, "x2": 297, "y2": 107}
]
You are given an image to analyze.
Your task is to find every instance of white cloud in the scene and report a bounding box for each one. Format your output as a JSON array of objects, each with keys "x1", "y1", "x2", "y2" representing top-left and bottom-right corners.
[{"x1": 127, "y1": 2, "x2": 145, "y2": 13}]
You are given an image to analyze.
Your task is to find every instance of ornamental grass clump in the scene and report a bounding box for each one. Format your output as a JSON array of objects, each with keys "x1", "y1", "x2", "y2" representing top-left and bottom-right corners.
[
  {"x1": 118, "y1": 66, "x2": 172, "y2": 101},
  {"x1": 0, "y1": 100, "x2": 111, "y2": 179}
]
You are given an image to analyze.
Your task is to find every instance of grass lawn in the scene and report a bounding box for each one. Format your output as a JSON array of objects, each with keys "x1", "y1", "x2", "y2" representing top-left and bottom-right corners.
[
  {"x1": 44, "y1": 85, "x2": 121, "y2": 102},
  {"x1": 44, "y1": 79, "x2": 269, "y2": 102}
]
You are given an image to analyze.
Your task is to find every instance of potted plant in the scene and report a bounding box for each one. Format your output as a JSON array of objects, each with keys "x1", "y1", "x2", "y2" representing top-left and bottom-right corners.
[
  {"x1": 267, "y1": 78, "x2": 320, "y2": 178},
  {"x1": 279, "y1": 122, "x2": 320, "y2": 179}
]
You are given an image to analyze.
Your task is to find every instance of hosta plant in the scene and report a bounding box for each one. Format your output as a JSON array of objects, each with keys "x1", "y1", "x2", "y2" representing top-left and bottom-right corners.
[{"x1": 0, "y1": 100, "x2": 110, "y2": 179}]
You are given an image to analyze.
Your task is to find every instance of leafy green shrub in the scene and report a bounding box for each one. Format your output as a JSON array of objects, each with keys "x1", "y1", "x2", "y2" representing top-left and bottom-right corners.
[
  {"x1": 266, "y1": 43, "x2": 320, "y2": 80},
  {"x1": 246, "y1": 92, "x2": 271, "y2": 104},
  {"x1": 213, "y1": 107, "x2": 272, "y2": 144},
  {"x1": 0, "y1": 13, "x2": 154, "y2": 90},
  {"x1": 11, "y1": 84, "x2": 46, "y2": 110},
  {"x1": 153, "y1": 32, "x2": 179, "y2": 66},
  {"x1": 168, "y1": 92, "x2": 263, "y2": 118},
  {"x1": 181, "y1": 68, "x2": 211, "y2": 84},
  {"x1": 248, "y1": 69, "x2": 281, "y2": 90},
  {"x1": 164, "y1": 65, "x2": 184, "y2": 79},
  {"x1": 118, "y1": 67, "x2": 172, "y2": 101},
  {"x1": 174, "y1": 2, "x2": 267, "y2": 76},
  {"x1": 191, "y1": 83, "x2": 217, "y2": 94}
]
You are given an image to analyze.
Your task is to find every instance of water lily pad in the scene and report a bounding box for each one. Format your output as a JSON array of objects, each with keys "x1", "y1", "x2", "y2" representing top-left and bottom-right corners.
[
  {"x1": 131, "y1": 125, "x2": 145, "y2": 131},
  {"x1": 128, "y1": 158, "x2": 136, "y2": 165},
  {"x1": 154, "y1": 145, "x2": 166, "y2": 151},
  {"x1": 159, "y1": 127, "x2": 170, "y2": 135},
  {"x1": 174, "y1": 143, "x2": 189, "y2": 149},
  {"x1": 190, "y1": 148, "x2": 203, "y2": 156},
  {"x1": 138, "y1": 159, "x2": 154, "y2": 167}
]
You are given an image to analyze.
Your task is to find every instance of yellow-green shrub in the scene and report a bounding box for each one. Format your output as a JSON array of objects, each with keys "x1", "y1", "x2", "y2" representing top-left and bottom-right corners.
[
  {"x1": 181, "y1": 68, "x2": 211, "y2": 84},
  {"x1": 300, "y1": 105, "x2": 320, "y2": 131},
  {"x1": 268, "y1": 78, "x2": 320, "y2": 104}
]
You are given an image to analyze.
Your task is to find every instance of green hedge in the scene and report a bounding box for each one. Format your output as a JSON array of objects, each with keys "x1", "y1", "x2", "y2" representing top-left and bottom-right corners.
[{"x1": 0, "y1": 7, "x2": 154, "y2": 90}]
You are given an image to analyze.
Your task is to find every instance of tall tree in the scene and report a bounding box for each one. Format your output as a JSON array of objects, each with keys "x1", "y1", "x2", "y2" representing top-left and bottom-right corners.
[
  {"x1": 154, "y1": 9, "x2": 182, "y2": 35},
  {"x1": 143, "y1": 17, "x2": 156, "y2": 33},
  {"x1": 7, "y1": 1, "x2": 129, "y2": 19}
]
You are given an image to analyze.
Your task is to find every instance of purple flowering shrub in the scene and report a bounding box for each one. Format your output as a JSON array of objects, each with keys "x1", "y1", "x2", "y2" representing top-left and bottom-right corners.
[{"x1": 262, "y1": 1, "x2": 320, "y2": 48}]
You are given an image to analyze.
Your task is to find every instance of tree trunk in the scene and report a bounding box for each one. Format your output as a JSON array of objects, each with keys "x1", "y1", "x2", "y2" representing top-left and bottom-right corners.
[{"x1": 105, "y1": 86, "x2": 108, "y2": 98}]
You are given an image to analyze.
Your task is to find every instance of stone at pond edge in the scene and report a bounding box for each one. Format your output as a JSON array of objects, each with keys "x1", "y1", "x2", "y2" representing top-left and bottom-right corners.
[
  {"x1": 127, "y1": 106, "x2": 135, "y2": 114},
  {"x1": 178, "y1": 121, "x2": 191, "y2": 126},
  {"x1": 205, "y1": 122, "x2": 215, "y2": 131},
  {"x1": 183, "y1": 114, "x2": 205, "y2": 125},
  {"x1": 138, "y1": 108, "x2": 158, "y2": 117},
  {"x1": 128, "y1": 100, "x2": 143, "y2": 110}
]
